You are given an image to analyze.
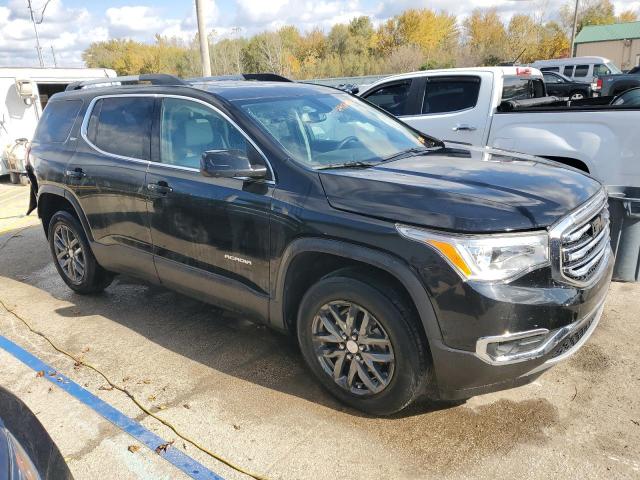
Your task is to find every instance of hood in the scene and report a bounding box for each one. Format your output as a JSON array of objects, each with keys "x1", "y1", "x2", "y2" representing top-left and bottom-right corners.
[{"x1": 318, "y1": 145, "x2": 602, "y2": 233}]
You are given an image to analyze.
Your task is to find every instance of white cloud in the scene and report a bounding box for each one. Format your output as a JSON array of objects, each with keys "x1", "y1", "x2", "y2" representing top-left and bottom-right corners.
[{"x1": 0, "y1": 0, "x2": 104, "y2": 67}]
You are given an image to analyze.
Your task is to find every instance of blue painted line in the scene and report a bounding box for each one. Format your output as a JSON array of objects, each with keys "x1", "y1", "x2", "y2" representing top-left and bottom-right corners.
[{"x1": 0, "y1": 335, "x2": 224, "y2": 480}]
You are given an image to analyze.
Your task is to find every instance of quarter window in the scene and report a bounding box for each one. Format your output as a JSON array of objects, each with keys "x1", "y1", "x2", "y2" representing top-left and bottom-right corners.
[
  {"x1": 574, "y1": 65, "x2": 589, "y2": 77},
  {"x1": 88, "y1": 97, "x2": 154, "y2": 160},
  {"x1": 563, "y1": 65, "x2": 574, "y2": 77},
  {"x1": 160, "y1": 98, "x2": 251, "y2": 170},
  {"x1": 422, "y1": 77, "x2": 480, "y2": 114},
  {"x1": 363, "y1": 81, "x2": 412, "y2": 116},
  {"x1": 33, "y1": 100, "x2": 83, "y2": 143}
]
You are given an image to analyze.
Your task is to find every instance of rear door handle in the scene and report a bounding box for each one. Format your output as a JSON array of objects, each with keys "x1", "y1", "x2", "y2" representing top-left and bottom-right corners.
[
  {"x1": 147, "y1": 181, "x2": 173, "y2": 195},
  {"x1": 452, "y1": 124, "x2": 477, "y2": 132},
  {"x1": 65, "y1": 168, "x2": 86, "y2": 179}
]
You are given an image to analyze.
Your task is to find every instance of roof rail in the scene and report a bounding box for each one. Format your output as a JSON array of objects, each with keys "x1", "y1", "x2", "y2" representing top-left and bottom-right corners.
[
  {"x1": 65, "y1": 74, "x2": 187, "y2": 91},
  {"x1": 188, "y1": 73, "x2": 292, "y2": 83}
]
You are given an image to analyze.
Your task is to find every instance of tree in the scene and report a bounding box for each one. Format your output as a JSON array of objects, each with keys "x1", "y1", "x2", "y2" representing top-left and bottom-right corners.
[
  {"x1": 463, "y1": 9, "x2": 508, "y2": 66},
  {"x1": 617, "y1": 10, "x2": 638, "y2": 23},
  {"x1": 561, "y1": 0, "x2": 616, "y2": 34}
]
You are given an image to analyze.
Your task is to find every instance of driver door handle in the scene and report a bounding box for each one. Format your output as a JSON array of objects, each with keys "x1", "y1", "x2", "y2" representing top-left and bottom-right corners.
[
  {"x1": 147, "y1": 181, "x2": 173, "y2": 195},
  {"x1": 452, "y1": 124, "x2": 477, "y2": 132}
]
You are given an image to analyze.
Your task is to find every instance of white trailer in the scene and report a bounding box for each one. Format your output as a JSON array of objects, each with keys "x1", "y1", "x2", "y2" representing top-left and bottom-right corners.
[{"x1": 0, "y1": 67, "x2": 116, "y2": 183}]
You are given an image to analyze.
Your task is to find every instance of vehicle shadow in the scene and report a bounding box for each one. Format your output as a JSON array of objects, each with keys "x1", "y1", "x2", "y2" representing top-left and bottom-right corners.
[{"x1": 1, "y1": 226, "x2": 457, "y2": 419}]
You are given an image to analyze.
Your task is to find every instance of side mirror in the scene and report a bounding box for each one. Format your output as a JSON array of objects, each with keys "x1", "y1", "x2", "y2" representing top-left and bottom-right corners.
[{"x1": 200, "y1": 149, "x2": 267, "y2": 180}]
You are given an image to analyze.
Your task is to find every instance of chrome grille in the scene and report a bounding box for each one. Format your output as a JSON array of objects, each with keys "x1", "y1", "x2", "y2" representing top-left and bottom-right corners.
[{"x1": 560, "y1": 198, "x2": 609, "y2": 284}]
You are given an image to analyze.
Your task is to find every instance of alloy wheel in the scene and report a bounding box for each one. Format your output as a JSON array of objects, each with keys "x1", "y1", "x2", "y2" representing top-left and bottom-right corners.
[
  {"x1": 311, "y1": 301, "x2": 395, "y2": 396},
  {"x1": 53, "y1": 224, "x2": 85, "y2": 284}
]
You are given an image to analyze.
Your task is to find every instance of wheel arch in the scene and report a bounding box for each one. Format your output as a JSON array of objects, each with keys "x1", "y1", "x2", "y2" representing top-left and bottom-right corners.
[
  {"x1": 270, "y1": 238, "x2": 443, "y2": 346},
  {"x1": 37, "y1": 185, "x2": 93, "y2": 241}
]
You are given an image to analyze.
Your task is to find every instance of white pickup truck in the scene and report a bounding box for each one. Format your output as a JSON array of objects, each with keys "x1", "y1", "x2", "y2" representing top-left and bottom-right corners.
[{"x1": 359, "y1": 66, "x2": 640, "y2": 188}]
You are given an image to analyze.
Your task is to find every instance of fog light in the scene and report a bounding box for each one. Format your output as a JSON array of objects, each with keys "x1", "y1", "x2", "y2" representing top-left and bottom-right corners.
[
  {"x1": 486, "y1": 334, "x2": 547, "y2": 359},
  {"x1": 476, "y1": 328, "x2": 550, "y2": 364}
]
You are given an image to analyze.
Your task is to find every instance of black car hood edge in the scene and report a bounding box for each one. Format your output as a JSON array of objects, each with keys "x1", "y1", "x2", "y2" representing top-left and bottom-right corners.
[{"x1": 318, "y1": 145, "x2": 601, "y2": 233}]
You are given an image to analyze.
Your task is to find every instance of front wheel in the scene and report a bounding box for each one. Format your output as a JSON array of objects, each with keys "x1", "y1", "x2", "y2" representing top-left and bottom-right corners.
[
  {"x1": 48, "y1": 211, "x2": 114, "y2": 294},
  {"x1": 297, "y1": 272, "x2": 430, "y2": 415}
]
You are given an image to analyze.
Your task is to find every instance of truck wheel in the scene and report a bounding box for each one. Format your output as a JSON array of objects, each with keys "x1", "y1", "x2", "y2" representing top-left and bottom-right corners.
[
  {"x1": 47, "y1": 211, "x2": 114, "y2": 294},
  {"x1": 570, "y1": 91, "x2": 585, "y2": 100},
  {"x1": 297, "y1": 271, "x2": 429, "y2": 415}
]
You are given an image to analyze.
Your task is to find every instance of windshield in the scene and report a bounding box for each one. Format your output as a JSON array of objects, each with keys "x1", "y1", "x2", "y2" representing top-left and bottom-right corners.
[
  {"x1": 235, "y1": 92, "x2": 434, "y2": 169},
  {"x1": 607, "y1": 62, "x2": 622, "y2": 74}
]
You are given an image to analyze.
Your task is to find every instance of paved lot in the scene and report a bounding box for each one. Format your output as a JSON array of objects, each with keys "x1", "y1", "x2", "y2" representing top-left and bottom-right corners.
[{"x1": 0, "y1": 178, "x2": 639, "y2": 479}]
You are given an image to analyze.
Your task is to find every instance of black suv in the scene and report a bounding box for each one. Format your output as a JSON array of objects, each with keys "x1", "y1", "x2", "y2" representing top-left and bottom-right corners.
[{"x1": 28, "y1": 74, "x2": 613, "y2": 415}]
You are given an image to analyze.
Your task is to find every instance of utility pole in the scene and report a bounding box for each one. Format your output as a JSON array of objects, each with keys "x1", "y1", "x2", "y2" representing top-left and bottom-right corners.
[
  {"x1": 570, "y1": 0, "x2": 579, "y2": 57},
  {"x1": 51, "y1": 46, "x2": 57, "y2": 67},
  {"x1": 27, "y1": 0, "x2": 44, "y2": 67},
  {"x1": 195, "y1": 0, "x2": 212, "y2": 77}
]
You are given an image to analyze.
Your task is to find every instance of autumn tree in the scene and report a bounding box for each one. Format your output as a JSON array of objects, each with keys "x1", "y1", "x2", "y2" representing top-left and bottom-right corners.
[{"x1": 463, "y1": 8, "x2": 508, "y2": 66}]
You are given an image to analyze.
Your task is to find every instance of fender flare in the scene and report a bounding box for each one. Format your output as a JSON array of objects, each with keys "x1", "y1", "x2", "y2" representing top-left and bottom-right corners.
[
  {"x1": 269, "y1": 237, "x2": 443, "y2": 345},
  {"x1": 37, "y1": 184, "x2": 94, "y2": 241}
]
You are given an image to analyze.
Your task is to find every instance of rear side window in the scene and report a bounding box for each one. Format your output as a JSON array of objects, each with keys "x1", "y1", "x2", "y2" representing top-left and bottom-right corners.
[
  {"x1": 87, "y1": 97, "x2": 154, "y2": 160},
  {"x1": 422, "y1": 76, "x2": 480, "y2": 114},
  {"x1": 364, "y1": 81, "x2": 412, "y2": 115},
  {"x1": 563, "y1": 65, "x2": 574, "y2": 77},
  {"x1": 502, "y1": 77, "x2": 536, "y2": 101},
  {"x1": 33, "y1": 100, "x2": 83, "y2": 143},
  {"x1": 574, "y1": 65, "x2": 589, "y2": 77}
]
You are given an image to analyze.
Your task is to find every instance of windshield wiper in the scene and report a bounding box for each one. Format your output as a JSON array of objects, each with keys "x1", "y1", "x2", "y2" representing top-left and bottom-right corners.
[
  {"x1": 381, "y1": 146, "x2": 432, "y2": 163},
  {"x1": 316, "y1": 161, "x2": 378, "y2": 170}
]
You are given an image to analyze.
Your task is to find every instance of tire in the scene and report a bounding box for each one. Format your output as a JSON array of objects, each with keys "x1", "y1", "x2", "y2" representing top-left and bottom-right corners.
[
  {"x1": 9, "y1": 172, "x2": 20, "y2": 184},
  {"x1": 297, "y1": 271, "x2": 429, "y2": 415},
  {"x1": 47, "y1": 211, "x2": 114, "y2": 294},
  {"x1": 570, "y1": 91, "x2": 585, "y2": 100}
]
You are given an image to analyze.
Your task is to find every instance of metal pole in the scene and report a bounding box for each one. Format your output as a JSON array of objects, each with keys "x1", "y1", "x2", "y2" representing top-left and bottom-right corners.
[
  {"x1": 27, "y1": 0, "x2": 44, "y2": 67},
  {"x1": 570, "y1": 0, "x2": 579, "y2": 58},
  {"x1": 51, "y1": 46, "x2": 57, "y2": 67},
  {"x1": 195, "y1": 0, "x2": 212, "y2": 76}
]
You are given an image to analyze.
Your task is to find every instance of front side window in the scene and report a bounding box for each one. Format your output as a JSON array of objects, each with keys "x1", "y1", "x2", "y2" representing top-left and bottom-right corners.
[
  {"x1": 236, "y1": 92, "x2": 431, "y2": 169},
  {"x1": 88, "y1": 97, "x2": 154, "y2": 160},
  {"x1": 540, "y1": 67, "x2": 559, "y2": 73},
  {"x1": 160, "y1": 98, "x2": 251, "y2": 170},
  {"x1": 593, "y1": 64, "x2": 611, "y2": 76},
  {"x1": 543, "y1": 73, "x2": 560, "y2": 84},
  {"x1": 363, "y1": 81, "x2": 412, "y2": 115},
  {"x1": 422, "y1": 77, "x2": 480, "y2": 114},
  {"x1": 574, "y1": 65, "x2": 589, "y2": 77}
]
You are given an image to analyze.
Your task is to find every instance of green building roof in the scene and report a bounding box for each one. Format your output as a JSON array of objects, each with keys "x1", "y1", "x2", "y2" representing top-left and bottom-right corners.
[{"x1": 575, "y1": 21, "x2": 640, "y2": 44}]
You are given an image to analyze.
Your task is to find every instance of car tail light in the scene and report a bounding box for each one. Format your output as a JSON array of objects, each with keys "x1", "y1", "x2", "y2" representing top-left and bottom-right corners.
[{"x1": 596, "y1": 78, "x2": 603, "y2": 90}]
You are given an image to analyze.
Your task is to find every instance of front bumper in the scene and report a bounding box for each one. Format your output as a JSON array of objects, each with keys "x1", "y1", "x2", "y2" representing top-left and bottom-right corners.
[{"x1": 428, "y1": 247, "x2": 613, "y2": 400}]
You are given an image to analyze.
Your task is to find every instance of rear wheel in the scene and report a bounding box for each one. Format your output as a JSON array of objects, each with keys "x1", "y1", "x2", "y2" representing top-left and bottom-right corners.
[
  {"x1": 570, "y1": 91, "x2": 585, "y2": 100},
  {"x1": 297, "y1": 271, "x2": 429, "y2": 415},
  {"x1": 48, "y1": 211, "x2": 113, "y2": 294}
]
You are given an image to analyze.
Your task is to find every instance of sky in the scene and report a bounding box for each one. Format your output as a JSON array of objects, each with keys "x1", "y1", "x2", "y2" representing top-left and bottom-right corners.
[{"x1": 0, "y1": 0, "x2": 638, "y2": 68}]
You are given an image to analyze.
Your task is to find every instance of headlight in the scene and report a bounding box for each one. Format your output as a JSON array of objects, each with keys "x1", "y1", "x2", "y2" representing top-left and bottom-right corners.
[{"x1": 396, "y1": 224, "x2": 549, "y2": 282}]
